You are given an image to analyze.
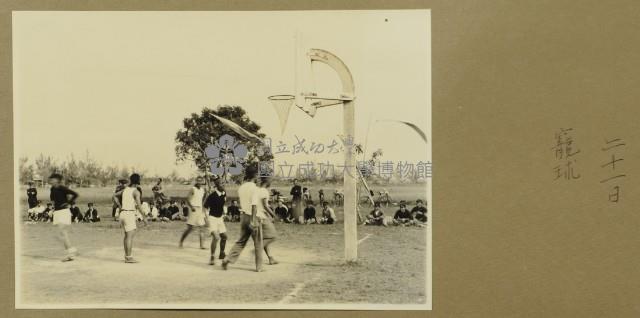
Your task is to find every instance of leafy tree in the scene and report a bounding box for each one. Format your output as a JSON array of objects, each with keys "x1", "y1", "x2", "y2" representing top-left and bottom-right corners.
[{"x1": 175, "y1": 105, "x2": 272, "y2": 180}]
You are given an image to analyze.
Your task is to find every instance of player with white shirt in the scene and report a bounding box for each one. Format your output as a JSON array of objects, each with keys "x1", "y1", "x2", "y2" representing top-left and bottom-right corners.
[
  {"x1": 253, "y1": 176, "x2": 279, "y2": 265},
  {"x1": 179, "y1": 176, "x2": 208, "y2": 249},
  {"x1": 112, "y1": 173, "x2": 144, "y2": 263},
  {"x1": 221, "y1": 165, "x2": 267, "y2": 272}
]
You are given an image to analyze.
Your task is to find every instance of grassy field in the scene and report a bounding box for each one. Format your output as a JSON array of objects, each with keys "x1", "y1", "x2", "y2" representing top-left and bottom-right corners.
[{"x1": 17, "y1": 183, "x2": 428, "y2": 308}]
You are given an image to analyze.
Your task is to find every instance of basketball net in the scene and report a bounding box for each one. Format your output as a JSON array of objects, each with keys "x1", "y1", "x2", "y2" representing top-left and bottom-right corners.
[{"x1": 268, "y1": 95, "x2": 294, "y2": 134}]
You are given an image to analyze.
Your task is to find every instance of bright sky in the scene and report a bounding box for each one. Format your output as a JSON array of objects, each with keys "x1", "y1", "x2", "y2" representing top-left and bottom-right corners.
[{"x1": 13, "y1": 10, "x2": 431, "y2": 177}]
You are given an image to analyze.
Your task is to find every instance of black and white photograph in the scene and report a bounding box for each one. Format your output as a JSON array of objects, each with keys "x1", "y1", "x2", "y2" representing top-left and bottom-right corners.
[{"x1": 13, "y1": 10, "x2": 431, "y2": 309}]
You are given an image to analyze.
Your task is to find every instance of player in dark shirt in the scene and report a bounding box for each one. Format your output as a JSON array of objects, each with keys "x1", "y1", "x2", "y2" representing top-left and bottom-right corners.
[
  {"x1": 393, "y1": 201, "x2": 415, "y2": 226},
  {"x1": 303, "y1": 200, "x2": 317, "y2": 224},
  {"x1": 203, "y1": 177, "x2": 228, "y2": 263},
  {"x1": 411, "y1": 199, "x2": 428, "y2": 223},
  {"x1": 48, "y1": 173, "x2": 80, "y2": 261},
  {"x1": 26, "y1": 182, "x2": 38, "y2": 209}
]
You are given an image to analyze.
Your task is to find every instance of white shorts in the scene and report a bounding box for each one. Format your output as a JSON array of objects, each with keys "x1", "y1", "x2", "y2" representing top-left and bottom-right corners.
[
  {"x1": 119, "y1": 210, "x2": 137, "y2": 232},
  {"x1": 52, "y1": 209, "x2": 72, "y2": 225},
  {"x1": 187, "y1": 207, "x2": 206, "y2": 226},
  {"x1": 208, "y1": 216, "x2": 227, "y2": 234}
]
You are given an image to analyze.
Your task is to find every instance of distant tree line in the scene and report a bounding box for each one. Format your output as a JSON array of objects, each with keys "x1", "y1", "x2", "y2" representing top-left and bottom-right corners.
[{"x1": 18, "y1": 153, "x2": 187, "y2": 187}]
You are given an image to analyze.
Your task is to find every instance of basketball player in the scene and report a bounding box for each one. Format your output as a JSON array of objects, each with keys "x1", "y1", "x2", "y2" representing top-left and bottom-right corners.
[
  {"x1": 48, "y1": 173, "x2": 79, "y2": 262},
  {"x1": 253, "y1": 176, "x2": 278, "y2": 265},
  {"x1": 179, "y1": 176, "x2": 207, "y2": 249},
  {"x1": 113, "y1": 173, "x2": 143, "y2": 263},
  {"x1": 222, "y1": 165, "x2": 265, "y2": 272},
  {"x1": 203, "y1": 176, "x2": 227, "y2": 265}
]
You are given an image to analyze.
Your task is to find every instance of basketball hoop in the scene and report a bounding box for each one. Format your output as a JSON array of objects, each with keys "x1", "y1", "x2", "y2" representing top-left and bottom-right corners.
[
  {"x1": 268, "y1": 94, "x2": 295, "y2": 134},
  {"x1": 268, "y1": 43, "x2": 359, "y2": 262}
]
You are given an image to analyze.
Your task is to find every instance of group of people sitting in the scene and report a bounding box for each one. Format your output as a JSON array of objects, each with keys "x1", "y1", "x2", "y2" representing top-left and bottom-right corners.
[
  {"x1": 364, "y1": 199, "x2": 428, "y2": 227},
  {"x1": 271, "y1": 199, "x2": 337, "y2": 225},
  {"x1": 134, "y1": 200, "x2": 189, "y2": 223},
  {"x1": 28, "y1": 201, "x2": 101, "y2": 223},
  {"x1": 26, "y1": 179, "x2": 428, "y2": 229}
]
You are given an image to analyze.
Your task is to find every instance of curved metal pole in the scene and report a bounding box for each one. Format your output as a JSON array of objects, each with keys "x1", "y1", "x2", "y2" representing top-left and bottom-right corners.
[{"x1": 301, "y1": 48, "x2": 358, "y2": 262}]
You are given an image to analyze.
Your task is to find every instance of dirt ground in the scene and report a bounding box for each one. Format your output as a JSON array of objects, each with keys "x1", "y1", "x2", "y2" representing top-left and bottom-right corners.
[{"x1": 17, "y1": 184, "x2": 428, "y2": 308}]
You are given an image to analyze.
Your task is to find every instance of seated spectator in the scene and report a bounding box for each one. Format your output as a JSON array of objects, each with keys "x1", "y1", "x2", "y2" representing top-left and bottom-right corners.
[
  {"x1": 69, "y1": 203, "x2": 83, "y2": 223},
  {"x1": 274, "y1": 199, "x2": 293, "y2": 223},
  {"x1": 181, "y1": 201, "x2": 189, "y2": 218},
  {"x1": 169, "y1": 201, "x2": 185, "y2": 221},
  {"x1": 319, "y1": 201, "x2": 336, "y2": 224},
  {"x1": 393, "y1": 201, "x2": 414, "y2": 226},
  {"x1": 227, "y1": 200, "x2": 240, "y2": 222},
  {"x1": 303, "y1": 187, "x2": 311, "y2": 201},
  {"x1": 140, "y1": 201, "x2": 151, "y2": 219},
  {"x1": 28, "y1": 200, "x2": 45, "y2": 222},
  {"x1": 83, "y1": 202, "x2": 101, "y2": 222},
  {"x1": 411, "y1": 199, "x2": 428, "y2": 224},
  {"x1": 365, "y1": 203, "x2": 388, "y2": 226},
  {"x1": 270, "y1": 189, "x2": 282, "y2": 204},
  {"x1": 159, "y1": 201, "x2": 172, "y2": 222},
  {"x1": 303, "y1": 200, "x2": 317, "y2": 224},
  {"x1": 149, "y1": 202, "x2": 159, "y2": 221},
  {"x1": 41, "y1": 203, "x2": 54, "y2": 222}
]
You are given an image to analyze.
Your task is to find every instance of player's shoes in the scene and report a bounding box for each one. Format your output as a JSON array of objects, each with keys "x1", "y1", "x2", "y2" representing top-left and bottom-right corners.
[
  {"x1": 268, "y1": 257, "x2": 279, "y2": 265},
  {"x1": 221, "y1": 260, "x2": 229, "y2": 270},
  {"x1": 209, "y1": 257, "x2": 216, "y2": 265},
  {"x1": 124, "y1": 256, "x2": 139, "y2": 263},
  {"x1": 62, "y1": 247, "x2": 78, "y2": 262},
  {"x1": 219, "y1": 252, "x2": 226, "y2": 260}
]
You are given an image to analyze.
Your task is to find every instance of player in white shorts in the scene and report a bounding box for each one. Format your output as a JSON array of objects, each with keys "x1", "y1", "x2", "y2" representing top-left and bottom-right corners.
[
  {"x1": 113, "y1": 173, "x2": 144, "y2": 263},
  {"x1": 203, "y1": 176, "x2": 228, "y2": 265},
  {"x1": 179, "y1": 176, "x2": 207, "y2": 249},
  {"x1": 48, "y1": 173, "x2": 79, "y2": 262}
]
